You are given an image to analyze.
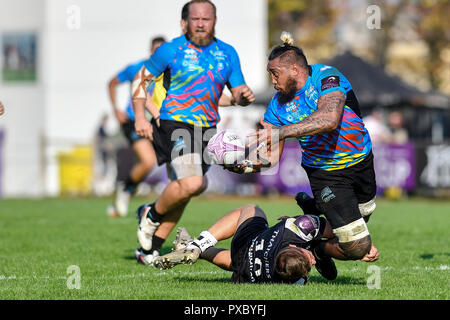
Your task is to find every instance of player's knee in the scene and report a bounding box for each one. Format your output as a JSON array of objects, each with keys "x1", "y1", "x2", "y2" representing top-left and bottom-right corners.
[
  {"x1": 359, "y1": 197, "x2": 376, "y2": 222},
  {"x1": 140, "y1": 159, "x2": 155, "y2": 172},
  {"x1": 339, "y1": 235, "x2": 372, "y2": 260},
  {"x1": 179, "y1": 176, "x2": 205, "y2": 198},
  {"x1": 191, "y1": 176, "x2": 208, "y2": 196},
  {"x1": 333, "y1": 218, "x2": 372, "y2": 260}
]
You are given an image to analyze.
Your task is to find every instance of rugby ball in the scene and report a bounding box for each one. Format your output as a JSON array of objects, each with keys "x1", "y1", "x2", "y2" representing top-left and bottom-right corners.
[{"x1": 207, "y1": 130, "x2": 245, "y2": 165}]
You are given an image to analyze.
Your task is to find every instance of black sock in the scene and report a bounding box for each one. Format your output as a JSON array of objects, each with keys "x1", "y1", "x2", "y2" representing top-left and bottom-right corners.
[
  {"x1": 124, "y1": 176, "x2": 138, "y2": 194},
  {"x1": 148, "y1": 203, "x2": 164, "y2": 223},
  {"x1": 141, "y1": 236, "x2": 165, "y2": 254}
]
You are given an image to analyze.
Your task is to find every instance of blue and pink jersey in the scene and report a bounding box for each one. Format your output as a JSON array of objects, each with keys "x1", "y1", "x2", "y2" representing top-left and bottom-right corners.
[
  {"x1": 144, "y1": 35, "x2": 246, "y2": 127},
  {"x1": 264, "y1": 64, "x2": 372, "y2": 171}
]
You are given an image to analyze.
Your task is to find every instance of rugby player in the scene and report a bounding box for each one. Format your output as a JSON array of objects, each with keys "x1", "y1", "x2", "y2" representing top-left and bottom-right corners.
[
  {"x1": 107, "y1": 36, "x2": 167, "y2": 217},
  {"x1": 232, "y1": 32, "x2": 379, "y2": 263},
  {"x1": 154, "y1": 204, "x2": 357, "y2": 284},
  {"x1": 132, "y1": 0, "x2": 255, "y2": 265}
]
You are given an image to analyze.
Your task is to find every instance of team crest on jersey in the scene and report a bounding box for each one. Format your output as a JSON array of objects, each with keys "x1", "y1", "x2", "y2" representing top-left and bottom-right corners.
[{"x1": 212, "y1": 50, "x2": 227, "y2": 70}]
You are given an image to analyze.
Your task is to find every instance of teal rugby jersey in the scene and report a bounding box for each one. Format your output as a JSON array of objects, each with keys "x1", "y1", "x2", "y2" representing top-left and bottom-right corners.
[{"x1": 263, "y1": 64, "x2": 372, "y2": 171}]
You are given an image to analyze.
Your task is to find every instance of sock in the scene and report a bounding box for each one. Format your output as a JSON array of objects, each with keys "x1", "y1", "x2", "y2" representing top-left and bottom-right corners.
[
  {"x1": 124, "y1": 176, "x2": 138, "y2": 194},
  {"x1": 192, "y1": 231, "x2": 218, "y2": 253},
  {"x1": 141, "y1": 236, "x2": 165, "y2": 254},
  {"x1": 147, "y1": 202, "x2": 164, "y2": 223},
  {"x1": 151, "y1": 235, "x2": 165, "y2": 252}
]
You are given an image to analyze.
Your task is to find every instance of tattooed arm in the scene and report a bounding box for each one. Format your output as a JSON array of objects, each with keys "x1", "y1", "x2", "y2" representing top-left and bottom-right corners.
[{"x1": 279, "y1": 90, "x2": 346, "y2": 140}]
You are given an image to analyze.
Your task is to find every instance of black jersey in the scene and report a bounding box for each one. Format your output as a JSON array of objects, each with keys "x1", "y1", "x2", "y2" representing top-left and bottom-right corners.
[{"x1": 235, "y1": 215, "x2": 326, "y2": 284}]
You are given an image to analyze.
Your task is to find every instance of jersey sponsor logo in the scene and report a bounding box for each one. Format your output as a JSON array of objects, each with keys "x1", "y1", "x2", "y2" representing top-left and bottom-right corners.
[
  {"x1": 183, "y1": 48, "x2": 200, "y2": 70},
  {"x1": 285, "y1": 102, "x2": 298, "y2": 112},
  {"x1": 248, "y1": 228, "x2": 281, "y2": 282},
  {"x1": 321, "y1": 76, "x2": 340, "y2": 91}
]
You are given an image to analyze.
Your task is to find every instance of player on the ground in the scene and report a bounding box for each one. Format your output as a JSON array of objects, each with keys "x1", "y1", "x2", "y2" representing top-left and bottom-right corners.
[
  {"x1": 231, "y1": 32, "x2": 379, "y2": 263},
  {"x1": 132, "y1": 0, "x2": 255, "y2": 265},
  {"x1": 154, "y1": 203, "x2": 378, "y2": 284},
  {"x1": 107, "y1": 36, "x2": 166, "y2": 217}
]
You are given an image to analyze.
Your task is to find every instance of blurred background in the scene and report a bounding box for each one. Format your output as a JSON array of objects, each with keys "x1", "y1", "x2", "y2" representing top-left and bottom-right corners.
[{"x1": 0, "y1": 0, "x2": 449, "y2": 200}]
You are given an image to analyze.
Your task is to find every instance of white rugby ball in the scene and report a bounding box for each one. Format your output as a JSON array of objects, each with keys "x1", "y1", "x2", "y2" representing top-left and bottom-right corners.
[{"x1": 207, "y1": 130, "x2": 245, "y2": 165}]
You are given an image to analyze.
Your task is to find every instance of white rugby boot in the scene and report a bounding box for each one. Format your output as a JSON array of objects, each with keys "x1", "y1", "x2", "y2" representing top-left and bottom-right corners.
[
  {"x1": 172, "y1": 227, "x2": 193, "y2": 251},
  {"x1": 153, "y1": 244, "x2": 201, "y2": 270},
  {"x1": 136, "y1": 204, "x2": 161, "y2": 251}
]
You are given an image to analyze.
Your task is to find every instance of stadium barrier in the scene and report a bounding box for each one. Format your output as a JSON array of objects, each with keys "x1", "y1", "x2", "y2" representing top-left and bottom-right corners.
[
  {"x1": 58, "y1": 145, "x2": 93, "y2": 196},
  {"x1": 35, "y1": 139, "x2": 450, "y2": 198}
]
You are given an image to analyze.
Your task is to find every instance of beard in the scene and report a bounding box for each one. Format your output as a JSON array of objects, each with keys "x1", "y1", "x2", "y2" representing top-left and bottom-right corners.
[
  {"x1": 187, "y1": 26, "x2": 215, "y2": 47},
  {"x1": 277, "y1": 76, "x2": 298, "y2": 104}
]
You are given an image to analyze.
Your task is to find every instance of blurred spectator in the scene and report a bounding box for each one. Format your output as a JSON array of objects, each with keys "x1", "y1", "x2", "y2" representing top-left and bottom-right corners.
[
  {"x1": 388, "y1": 111, "x2": 409, "y2": 144},
  {"x1": 363, "y1": 109, "x2": 391, "y2": 144}
]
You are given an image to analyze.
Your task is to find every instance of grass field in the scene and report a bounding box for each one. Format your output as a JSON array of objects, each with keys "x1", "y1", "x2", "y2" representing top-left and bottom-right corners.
[{"x1": 0, "y1": 195, "x2": 449, "y2": 300}]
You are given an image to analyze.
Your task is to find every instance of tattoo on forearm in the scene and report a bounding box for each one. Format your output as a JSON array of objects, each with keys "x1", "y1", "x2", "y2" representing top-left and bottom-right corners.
[{"x1": 280, "y1": 91, "x2": 345, "y2": 139}]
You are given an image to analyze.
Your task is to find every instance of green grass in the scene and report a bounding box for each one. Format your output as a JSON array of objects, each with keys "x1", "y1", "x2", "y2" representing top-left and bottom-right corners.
[{"x1": 0, "y1": 195, "x2": 449, "y2": 300}]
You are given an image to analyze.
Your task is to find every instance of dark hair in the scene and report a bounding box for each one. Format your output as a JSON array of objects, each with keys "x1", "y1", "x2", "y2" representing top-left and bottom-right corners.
[
  {"x1": 187, "y1": 0, "x2": 217, "y2": 18},
  {"x1": 268, "y1": 42, "x2": 308, "y2": 68},
  {"x1": 275, "y1": 247, "x2": 311, "y2": 282},
  {"x1": 151, "y1": 36, "x2": 166, "y2": 47},
  {"x1": 181, "y1": 2, "x2": 190, "y2": 21}
]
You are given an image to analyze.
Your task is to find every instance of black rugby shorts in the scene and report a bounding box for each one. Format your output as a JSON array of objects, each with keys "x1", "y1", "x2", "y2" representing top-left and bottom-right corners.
[
  {"x1": 150, "y1": 119, "x2": 216, "y2": 176},
  {"x1": 302, "y1": 152, "x2": 377, "y2": 229}
]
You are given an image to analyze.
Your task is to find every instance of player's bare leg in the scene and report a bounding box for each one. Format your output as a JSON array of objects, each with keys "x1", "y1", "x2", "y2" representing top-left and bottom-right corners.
[
  {"x1": 112, "y1": 139, "x2": 156, "y2": 217},
  {"x1": 154, "y1": 175, "x2": 206, "y2": 214},
  {"x1": 154, "y1": 200, "x2": 189, "y2": 240},
  {"x1": 154, "y1": 205, "x2": 266, "y2": 270},
  {"x1": 130, "y1": 139, "x2": 156, "y2": 183}
]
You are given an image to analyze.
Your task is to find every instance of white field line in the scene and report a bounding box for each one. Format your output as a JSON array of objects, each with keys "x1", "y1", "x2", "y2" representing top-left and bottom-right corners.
[{"x1": 0, "y1": 265, "x2": 448, "y2": 281}]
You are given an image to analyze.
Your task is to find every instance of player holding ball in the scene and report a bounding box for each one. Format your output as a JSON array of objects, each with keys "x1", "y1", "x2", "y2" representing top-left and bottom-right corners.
[{"x1": 227, "y1": 32, "x2": 379, "y2": 268}]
